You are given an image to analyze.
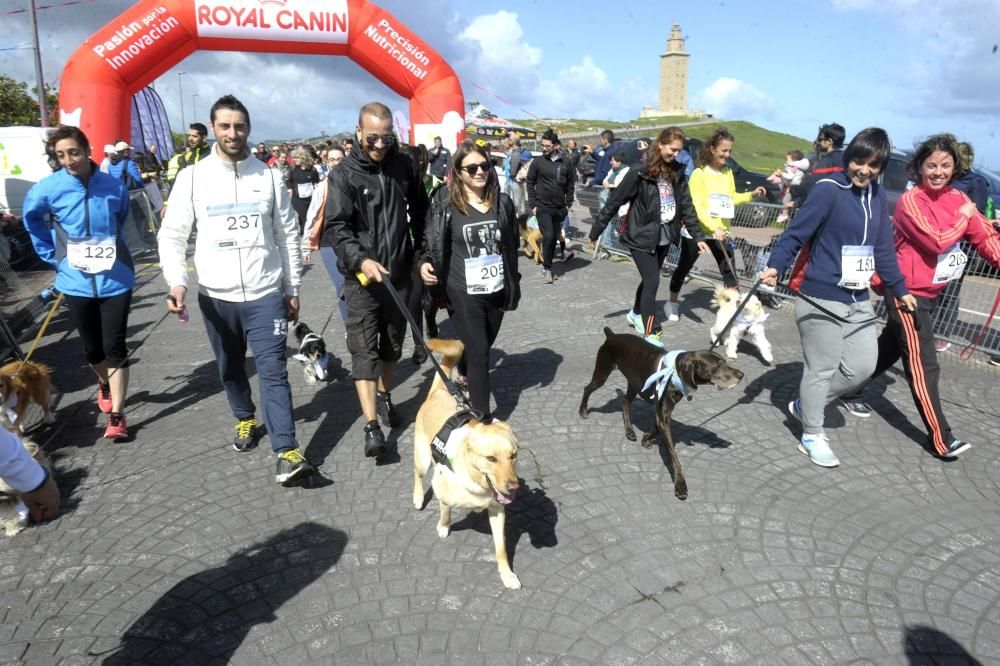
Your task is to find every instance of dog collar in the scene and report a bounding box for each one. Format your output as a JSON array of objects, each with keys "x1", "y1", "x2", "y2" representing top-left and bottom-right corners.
[
  {"x1": 431, "y1": 408, "x2": 481, "y2": 470},
  {"x1": 642, "y1": 350, "x2": 692, "y2": 401}
]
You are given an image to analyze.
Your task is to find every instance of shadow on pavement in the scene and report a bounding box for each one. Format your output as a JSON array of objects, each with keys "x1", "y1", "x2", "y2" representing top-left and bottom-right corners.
[
  {"x1": 98, "y1": 522, "x2": 347, "y2": 665},
  {"x1": 491, "y1": 347, "x2": 563, "y2": 421},
  {"x1": 448, "y1": 481, "x2": 558, "y2": 568},
  {"x1": 903, "y1": 624, "x2": 983, "y2": 665}
]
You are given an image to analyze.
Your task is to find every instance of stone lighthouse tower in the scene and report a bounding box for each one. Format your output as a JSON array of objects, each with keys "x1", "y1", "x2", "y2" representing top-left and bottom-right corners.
[{"x1": 642, "y1": 22, "x2": 690, "y2": 117}]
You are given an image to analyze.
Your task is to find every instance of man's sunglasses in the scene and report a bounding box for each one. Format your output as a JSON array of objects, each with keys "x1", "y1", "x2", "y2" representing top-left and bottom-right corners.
[
  {"x1": 364, "y1": 133, "x2": 396, "y2": 148},
  {"x1": 459, "y1": 162, "x2": 490, "y2": 175}
]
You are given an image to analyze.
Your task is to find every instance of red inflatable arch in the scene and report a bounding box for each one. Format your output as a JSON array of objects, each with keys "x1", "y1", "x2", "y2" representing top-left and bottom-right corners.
[{"x1": 58, "y1": 0, "x2": 465, "y2": 151}]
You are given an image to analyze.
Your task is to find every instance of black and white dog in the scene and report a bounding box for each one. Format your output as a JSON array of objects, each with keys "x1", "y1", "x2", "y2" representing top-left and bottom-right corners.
[{"x1": 291, "y1": 321, "x2": 330, "y2": 384}]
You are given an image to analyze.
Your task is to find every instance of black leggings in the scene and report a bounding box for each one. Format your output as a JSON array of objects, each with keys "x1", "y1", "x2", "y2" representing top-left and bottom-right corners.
[
  {"x1": 669, "y1": 237, "x2": 739, "y2": 292},
  {"x1": 630, "y1": 244, "x2": 671, "y2": 335},
  {"x1": 63, "y1": 291, "x2": 132, "y2": 367},
  {"x1": 447, "y1": 285, "x2": 505, "y2": 419}
]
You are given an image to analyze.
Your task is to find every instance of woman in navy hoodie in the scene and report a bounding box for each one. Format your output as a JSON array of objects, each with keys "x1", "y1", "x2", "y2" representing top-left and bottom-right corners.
[
  {"x1": 760, "y1": 128, "x2": 917, "y2": 468},
  {"x1": 23, "y1": 126, "x2": 135, "y2": 441}
]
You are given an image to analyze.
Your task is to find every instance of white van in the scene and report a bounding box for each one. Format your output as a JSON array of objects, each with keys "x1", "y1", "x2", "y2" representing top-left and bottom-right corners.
[{"x1": 0, "y1": 126, "x2": 55, "y2": 218}]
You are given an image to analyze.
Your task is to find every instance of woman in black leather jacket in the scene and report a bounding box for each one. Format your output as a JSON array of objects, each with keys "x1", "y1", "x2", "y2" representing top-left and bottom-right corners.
[
  {"x1": 420, "y1": 141, "x2": 521, "y2": 420},
  {"x1": 588, "y1": 127, "x2": 708, "y2": 347}
]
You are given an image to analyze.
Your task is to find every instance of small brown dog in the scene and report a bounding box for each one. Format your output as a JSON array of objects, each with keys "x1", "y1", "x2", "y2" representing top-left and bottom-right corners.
[
  {"x1": 517, "y1": 213, "x2": 543, "y2": 264},
  {"x1": 0, "y1": 437, "x2": 52, "y2": 536},
  {"x1": 0, "y1": 361, "x2": 55, "y2": 434},
  {"x1": 413, "y1": 338, "x2": 522, "y2": 589},
  {"x1": 579, "y1": 328, "x2": 744, "y2": 499}
]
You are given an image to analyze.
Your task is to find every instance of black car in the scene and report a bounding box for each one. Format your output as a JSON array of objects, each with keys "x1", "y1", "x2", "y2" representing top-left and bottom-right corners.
[{"x1": 881, "y1": 149, "x2": 1000, "y2": 218}]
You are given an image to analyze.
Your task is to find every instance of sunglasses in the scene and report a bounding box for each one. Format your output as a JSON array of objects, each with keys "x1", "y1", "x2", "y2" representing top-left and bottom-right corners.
[
  {"x1": 363, "y1": 133, "x2": 396, "y2": 148},
  {"x1": 459, "y1": 162, "x2": 490, "y2": 175}
]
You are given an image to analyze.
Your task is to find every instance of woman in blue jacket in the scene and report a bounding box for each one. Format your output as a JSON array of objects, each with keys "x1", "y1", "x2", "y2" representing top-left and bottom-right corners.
[{"x1": 23, "y1": 126, "x2": 135, "y2": 441}]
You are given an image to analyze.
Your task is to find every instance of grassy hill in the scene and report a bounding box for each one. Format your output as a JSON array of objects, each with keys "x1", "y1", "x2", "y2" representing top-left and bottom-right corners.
[{"x1": 510, "y1": 118, "x2": 813, "y2": 173}]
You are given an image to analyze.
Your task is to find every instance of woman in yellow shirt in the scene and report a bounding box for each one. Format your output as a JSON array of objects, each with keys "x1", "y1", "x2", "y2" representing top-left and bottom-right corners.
[{"x1": 665, "y1": 128, "x2": 765, "y2": 320}]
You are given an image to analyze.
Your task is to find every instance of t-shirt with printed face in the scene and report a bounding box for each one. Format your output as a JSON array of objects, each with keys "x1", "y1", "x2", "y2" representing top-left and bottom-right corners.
[{"x1": 448, "y1": 206, "x2": 503, "y2": 295}]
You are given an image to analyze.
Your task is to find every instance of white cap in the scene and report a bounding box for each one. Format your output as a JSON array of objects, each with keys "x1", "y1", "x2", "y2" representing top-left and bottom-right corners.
[
  {"x1": 103, "y1": 144, "x2": 116, "y2": 155},
  {"x1": 113, "y1": 140, "x2": 132, "y2": 152}
]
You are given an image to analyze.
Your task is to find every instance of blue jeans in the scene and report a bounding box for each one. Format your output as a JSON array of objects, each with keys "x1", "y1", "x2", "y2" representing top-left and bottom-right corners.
[
  {"x1": 198, "y1": 291, "x2": 297, "y2": 453},
  {"x1": 320, "y1": 246, "x2": 349, "y2": 323}
]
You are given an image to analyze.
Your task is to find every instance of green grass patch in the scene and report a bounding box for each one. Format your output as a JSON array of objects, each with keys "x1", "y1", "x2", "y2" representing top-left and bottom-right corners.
[{"x1": 682, "y1": 120, "x2": 813, "y2": 173}]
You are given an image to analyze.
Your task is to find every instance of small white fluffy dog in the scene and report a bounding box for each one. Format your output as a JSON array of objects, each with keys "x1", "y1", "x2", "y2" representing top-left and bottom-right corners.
[{"x1": 710, "y1": 286, "x2": 773, "y2": 363}]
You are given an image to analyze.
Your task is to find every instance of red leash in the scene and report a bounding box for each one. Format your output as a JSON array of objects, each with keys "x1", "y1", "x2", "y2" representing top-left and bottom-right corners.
[{"x1": 959, "y1": 287, "x2": 1000, "y2": 361}]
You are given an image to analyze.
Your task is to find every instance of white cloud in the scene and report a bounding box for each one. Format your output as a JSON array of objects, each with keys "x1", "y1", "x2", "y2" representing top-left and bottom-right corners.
[
  {"x1": 829, "y1": 0, "x2": 1000, "y2": 117},
  {"x1": 695, "y1": 78, "x2": 775, "y2": 120}
]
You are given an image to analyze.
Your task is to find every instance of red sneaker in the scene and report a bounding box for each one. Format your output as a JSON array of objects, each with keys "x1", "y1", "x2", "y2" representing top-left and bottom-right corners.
[
  {"x1": 103, "y1": 413, "x2": 128, "y2": 441},
  {"x1": 97, "y1": 383, "x2": 112, "y2": 413}
]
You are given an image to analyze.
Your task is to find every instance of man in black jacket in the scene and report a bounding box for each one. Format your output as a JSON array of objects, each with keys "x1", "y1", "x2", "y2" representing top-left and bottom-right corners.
[
  {"x1": 527, "y1": 129, "x2": 576, "y2": 283},
  {"x1": 325, "y1": 101, "x2": 430, "y2": 459}
]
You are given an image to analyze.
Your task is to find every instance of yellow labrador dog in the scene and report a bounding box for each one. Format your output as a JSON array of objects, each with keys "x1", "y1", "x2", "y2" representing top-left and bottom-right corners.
[{"x1": 413, "y1": 338, "x2": 522, "y2": 589}]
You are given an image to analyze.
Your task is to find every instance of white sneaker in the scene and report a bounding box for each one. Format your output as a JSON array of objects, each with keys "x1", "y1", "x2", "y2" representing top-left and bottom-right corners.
[
  {"x1": 798, "y1": 433, "x2": 840, "y2": 468},
  {"x1": 663, "y1": 301, "x2": 680, "y2": 322}
]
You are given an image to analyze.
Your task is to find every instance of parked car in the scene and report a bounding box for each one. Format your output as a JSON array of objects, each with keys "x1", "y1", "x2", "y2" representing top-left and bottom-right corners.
[{"x1": 881, "y1": 148, "x2": 999, "y2": 218}]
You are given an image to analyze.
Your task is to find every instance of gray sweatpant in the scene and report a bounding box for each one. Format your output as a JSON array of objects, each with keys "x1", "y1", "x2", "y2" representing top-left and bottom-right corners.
[{"x1": 794, "y1": 296, "x2": 877, "y2": 435}]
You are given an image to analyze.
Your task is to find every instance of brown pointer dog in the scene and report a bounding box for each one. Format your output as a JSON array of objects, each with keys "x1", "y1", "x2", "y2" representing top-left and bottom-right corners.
[
  {"x1": 579, "y1": 328, "x2": 744, "y2": 499},
  {"x1": 517, "y1": 213, "x2": 543, "y2": 264},
  {"x1": 413, "y1": 338, "x2": 522, "y2": 589}
]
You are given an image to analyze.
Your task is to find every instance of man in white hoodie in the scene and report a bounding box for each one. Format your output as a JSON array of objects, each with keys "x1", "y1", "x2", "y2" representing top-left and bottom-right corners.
[
  {"x1": 159, "y1": 95, "x2": 314, "y2": 486},
  {"x1": 0, "y1": 430, "x2": 59, "y2": 522}
]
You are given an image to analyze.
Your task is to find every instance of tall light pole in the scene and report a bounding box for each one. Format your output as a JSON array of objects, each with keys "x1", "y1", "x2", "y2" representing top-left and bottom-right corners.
[
  {"x1": 177, "y1": 71, "x2": 186, "y2": 131},
  {"x1": 29, "y1": 0, "x2": 49, "y2": 126},
  {"x1": 191, "y1": 92, "x2": 199, "y2": 123}
]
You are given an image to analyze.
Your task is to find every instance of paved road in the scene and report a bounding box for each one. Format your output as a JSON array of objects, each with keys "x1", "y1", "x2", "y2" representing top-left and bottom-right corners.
[{"x1": 2, "y1": 237, "x2": 998, "y2": 665}]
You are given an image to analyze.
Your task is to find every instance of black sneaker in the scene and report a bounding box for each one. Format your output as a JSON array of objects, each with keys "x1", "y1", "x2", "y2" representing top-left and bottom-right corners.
[
  {"x1": 275, "y1": 448, "x2": 316, "y2": 485},
  {"x1": 364, "y1": 420, "x2": 386, "y2": 458},
  {"x1": 840, "y1": 399, "x2": 871, "y2": 418},
  {"x1": 376, "y1": 390, "x2": 400, "y2": 427},
  {"x1": 412, "y1": 345, "x2": 428, "y2": 365},
  {"x1": 937, "y1": 439, "x2": 971, "y2": 459},
  {"x1": 233, "y1": 416, "x2": 258, "y2": 452}
]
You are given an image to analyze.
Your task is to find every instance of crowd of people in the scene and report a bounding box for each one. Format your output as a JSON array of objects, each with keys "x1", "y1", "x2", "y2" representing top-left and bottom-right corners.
[{"x1": 5, "y1": 94, "x2": 999, "y2": 528}]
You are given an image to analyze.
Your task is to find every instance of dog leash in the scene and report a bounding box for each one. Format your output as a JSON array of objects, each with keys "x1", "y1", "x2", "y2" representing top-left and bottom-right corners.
[
  {"x1": 12, "y1": 291, "x2": 65, "y2": 378},
  {"x1": 959, "y1": 286, "x2": 1000, "y2": 362},
  {"x1": 356, "y1": 271, "x2": 476, "y2": 409}
]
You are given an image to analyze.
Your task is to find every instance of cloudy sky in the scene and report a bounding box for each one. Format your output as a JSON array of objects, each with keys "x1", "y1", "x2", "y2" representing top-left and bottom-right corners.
[{"x1": 4, "y1": 0, "x2": 1000, "y2": 168}]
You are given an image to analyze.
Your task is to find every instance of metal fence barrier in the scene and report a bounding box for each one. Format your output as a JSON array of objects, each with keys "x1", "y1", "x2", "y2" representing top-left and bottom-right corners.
[
  {"x1": 0, "y1": 189, "x2": 160, "y2": 361},
  {"x1": 576, "y1": 187, "x2": 1000, "y2": 357}
]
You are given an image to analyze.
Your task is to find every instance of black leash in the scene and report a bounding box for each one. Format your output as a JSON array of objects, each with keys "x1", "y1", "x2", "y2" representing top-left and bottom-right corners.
[{"x1": 358, "y1": 272, "x2": 474, "y2": 408}]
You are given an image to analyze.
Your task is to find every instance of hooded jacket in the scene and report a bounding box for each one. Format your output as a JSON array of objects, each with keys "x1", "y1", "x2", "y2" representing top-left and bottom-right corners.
[
  {"x1": 526, "y1": 152, "x2": 575, "y2": 212},
  {"x1": 422, "y1": 187, "x2": 521, "y2": 311},
  {"x1": 323, "y1": 144, "x2": 429, "y2": 284},
  {"x1": 158, "y1": 146, "x2": 302, "y2": 302},
  {"x1": 767, "y1": 172, "x2": 909, "y2": 303},
  {"x1": 589, "y1": 165, "x2": 705, "y2": 251},
  {"x1": 22, "y1": 162, "x2": 135, "y2": 299}
]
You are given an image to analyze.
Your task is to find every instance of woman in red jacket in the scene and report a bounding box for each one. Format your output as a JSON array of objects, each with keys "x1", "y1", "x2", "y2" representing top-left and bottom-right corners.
[{"x1": 863, "y1": 134, "x2": 1000, "y2": 458}]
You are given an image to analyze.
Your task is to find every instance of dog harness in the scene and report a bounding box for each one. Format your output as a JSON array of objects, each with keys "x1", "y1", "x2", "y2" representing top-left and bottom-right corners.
[
  {"x1": 642, "y1": 350, "x2": 693, "y2": 401},
  {"x1": 431, "y1": 408, "x2": 481, "y2": 470}
]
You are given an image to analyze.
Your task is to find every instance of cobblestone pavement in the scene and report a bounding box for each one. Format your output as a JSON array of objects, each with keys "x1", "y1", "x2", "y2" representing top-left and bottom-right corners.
[{"x1": 2, "y1": 228, "x2": 999, "y2": 665}]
